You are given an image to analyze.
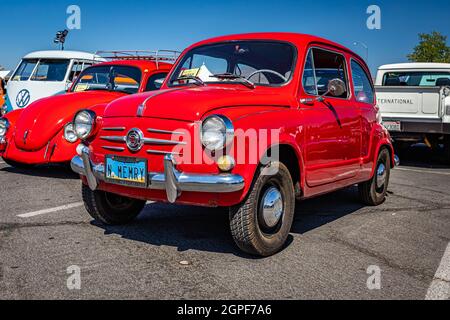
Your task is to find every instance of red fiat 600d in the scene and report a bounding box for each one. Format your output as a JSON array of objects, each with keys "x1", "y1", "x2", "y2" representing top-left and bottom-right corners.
[
  {"x1": 0, "y1": 51, "x2": 177, "y2": 167},
  {"x1": 71, "y1": 33, "x2": 396, "y2": 256}
]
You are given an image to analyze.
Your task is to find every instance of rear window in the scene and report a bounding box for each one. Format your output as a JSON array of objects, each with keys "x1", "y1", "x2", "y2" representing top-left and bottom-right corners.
[{"x1": 383, "y1": 72, "x2": 450, "y2": 87}]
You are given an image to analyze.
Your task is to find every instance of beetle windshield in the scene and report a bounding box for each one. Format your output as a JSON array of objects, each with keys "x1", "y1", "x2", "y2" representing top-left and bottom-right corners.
[
  {"x1": 169, "y1": 41, "x2": 296, "y2": 87},
  {"x1": 72, "y1": 65, "x2": 142, "y2": 94}
]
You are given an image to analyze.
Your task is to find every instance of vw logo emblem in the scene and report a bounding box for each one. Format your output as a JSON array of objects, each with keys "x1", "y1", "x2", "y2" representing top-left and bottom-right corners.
[
  {"x1": 126, "y1": 128, "x2": 144, "y2": 152},
  {"x1": 16, "y1": 89, "x2": 31, "y2": 108}
]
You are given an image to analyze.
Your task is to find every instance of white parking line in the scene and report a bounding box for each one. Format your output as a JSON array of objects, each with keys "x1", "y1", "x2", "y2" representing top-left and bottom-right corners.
[
  {"x1": 396, "y1": 167, "x2": 450, "y2": 176},
  {"x1": 425, "y1": 243, "x2": 450, "y2": 300},
  {"x1": 0, "y1": 161, "x2": 5, "y2": 164},
  {"x1": 17, "y1": 202, "x2": 84, "y2": 218}
]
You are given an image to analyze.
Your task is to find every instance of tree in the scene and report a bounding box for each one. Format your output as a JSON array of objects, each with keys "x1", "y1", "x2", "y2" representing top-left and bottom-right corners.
[{"x1": 408, "y1": 31, "x2": 450, "y2": 63}]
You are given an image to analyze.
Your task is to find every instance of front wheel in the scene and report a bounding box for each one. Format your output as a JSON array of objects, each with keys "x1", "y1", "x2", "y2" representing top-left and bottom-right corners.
[
  {"x1": 229, "y1": 162, "x2": 295, "y2": 257},
  {"x1": 82, "y1": 184, "x2": 146, "y2": 225},
  {"x1": 358, "y1": 148, "x2": 391, "y2": 206}
]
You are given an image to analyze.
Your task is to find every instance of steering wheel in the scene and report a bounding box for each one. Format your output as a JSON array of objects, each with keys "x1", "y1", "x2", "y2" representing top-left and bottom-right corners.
[{"x1": 246, "y1": 69, "x2": 288, "y2": 82}]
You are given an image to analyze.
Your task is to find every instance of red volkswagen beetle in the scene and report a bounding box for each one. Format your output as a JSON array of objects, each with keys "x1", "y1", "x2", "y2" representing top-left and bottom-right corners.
[
  {"x1": 70, "y1": 33, "x2": 396, "y2": 256},
  {"x1": 0, "y1": 51, "x2": 177, "y2": 167}
]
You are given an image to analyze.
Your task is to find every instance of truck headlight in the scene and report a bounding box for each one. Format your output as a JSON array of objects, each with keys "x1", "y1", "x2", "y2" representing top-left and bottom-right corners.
[
  {"x1": 73, "y1": 110, "x2": 96, "y2": 140},
  {"x1": 64, "y1": 123, "x2": 78, "y2": 143},
  {"x1": 201, "y1": 115, "x2": 234, "y2": 151},
  {"x1": 0, "y1": 118, "x2": 9, "y2": 137}
]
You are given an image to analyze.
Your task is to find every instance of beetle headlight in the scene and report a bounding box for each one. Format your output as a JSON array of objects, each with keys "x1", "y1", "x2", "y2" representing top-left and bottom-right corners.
[
  {"x1": 64, "y1": 123, "x2": 78, "y2": 143},
  {"x1": 73, "y1": 110, "x2": 96, "y2": 140},
  {"x1": 201, "y1": 115, "x2": 234, "y2": 151},
  {"x1": 0, "y1": 118, "x2": 9, "y2": 137}
]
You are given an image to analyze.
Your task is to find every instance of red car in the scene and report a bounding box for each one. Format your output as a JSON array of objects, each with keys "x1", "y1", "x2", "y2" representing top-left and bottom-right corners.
[
  {"x1": 0, "y1": 51, "x2": 177, "y2": 167},
  {"x1": 70, "y1": 33, "x2": 396, "y2": 256}
]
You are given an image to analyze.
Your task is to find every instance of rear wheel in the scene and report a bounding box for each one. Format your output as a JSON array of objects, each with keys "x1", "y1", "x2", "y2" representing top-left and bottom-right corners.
[
  {"x1": 82, "y1": 184, "x2": 146, "y2": 225},
  {"x1": 358, "y1": 148, "x2": 391, "y2": 206},
  {"x1": 229, "y1": 162, "x2": 295, "y2": 257}
]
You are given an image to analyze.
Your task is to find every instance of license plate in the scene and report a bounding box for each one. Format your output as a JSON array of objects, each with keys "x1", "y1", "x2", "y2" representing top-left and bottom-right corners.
[
  {"x1": 105, "y1": 156, "x2": 148, "y2": 187},
  {"x1": 383, "y1": 121, "x2": 401, "y2": 132}
]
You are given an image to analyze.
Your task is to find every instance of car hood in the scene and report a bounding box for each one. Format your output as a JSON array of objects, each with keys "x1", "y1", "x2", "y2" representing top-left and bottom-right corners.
[
  {"x1": 14, "y1": 91, "x2": 125, "y2": 151},
  {"x1": 104, "y1": 86, "x2": 291, "y2": 122}
]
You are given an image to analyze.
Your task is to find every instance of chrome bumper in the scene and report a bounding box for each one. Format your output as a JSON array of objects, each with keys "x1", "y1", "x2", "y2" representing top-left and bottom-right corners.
[{"x1": 71, "y1": 146, "x2": 245, "y2": 203}]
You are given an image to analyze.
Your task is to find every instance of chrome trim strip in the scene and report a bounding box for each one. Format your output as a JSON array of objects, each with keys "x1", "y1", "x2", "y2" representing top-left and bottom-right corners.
[
  {"x1": 102, "y1": 127, "x2": 126, "y2": 132},
  {"x1": 71, "y1": 148, "x2": 245, "y2": 203},
  {"x1": 147, "y1": 128, "x2": 185, "y2": 135},
  {"x1": 100, "y1": 136, "x2": 126, "y2": 142},
  {"x1": 102, "y1": 146, "x2": 125, "y2": 152},
  {"x1": 143, "y1": 137, "x2": 186, "y2": 146},
  {"x1": 146, "y1": 149, "x2": 181, "y2": 156}
]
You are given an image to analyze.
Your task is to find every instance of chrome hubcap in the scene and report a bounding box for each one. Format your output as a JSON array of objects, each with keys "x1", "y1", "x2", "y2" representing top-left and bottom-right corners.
[
  {"x1": 376, "y1": 163, "x2": 386, "y2": 189},
  {"x1": 260, "y1": 187, "x2": 284, "y2": 228}
]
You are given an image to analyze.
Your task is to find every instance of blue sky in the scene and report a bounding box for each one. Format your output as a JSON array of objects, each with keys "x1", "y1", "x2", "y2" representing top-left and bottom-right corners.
[{"x1": 1, "y1": 0, "x2": 450, "y2": 75}]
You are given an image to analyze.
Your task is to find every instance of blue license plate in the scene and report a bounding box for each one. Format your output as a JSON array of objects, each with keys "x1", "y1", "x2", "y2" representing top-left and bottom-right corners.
[{"x1": 105, "y1": 156, "x2": 148, "y2": 187}]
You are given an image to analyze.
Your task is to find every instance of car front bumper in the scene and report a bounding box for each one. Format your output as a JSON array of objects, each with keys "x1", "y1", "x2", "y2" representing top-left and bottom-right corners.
[{"x1": 71, "y1": 146, "x2": 245, "y2": 203}]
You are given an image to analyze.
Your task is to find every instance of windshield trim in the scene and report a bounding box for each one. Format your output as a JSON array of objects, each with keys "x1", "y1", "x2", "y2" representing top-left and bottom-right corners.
[
  {"x1": 70, "y1": 65, "x2": 143, "y2": 94},
  {"x1": 167, "y1": 40, "x2": 298, "y2": 89}
]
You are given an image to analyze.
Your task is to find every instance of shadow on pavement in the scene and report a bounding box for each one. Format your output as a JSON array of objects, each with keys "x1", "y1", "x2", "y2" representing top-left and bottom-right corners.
[
  {"x1": 396, "y1": 143, "x2": 449, "y2": 169},
  {"x1": 0, "y1": 163, "x2": 79, "y2": 180}
]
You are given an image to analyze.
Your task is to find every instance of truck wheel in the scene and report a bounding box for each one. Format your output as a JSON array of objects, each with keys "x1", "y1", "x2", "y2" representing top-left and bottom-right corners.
[
  {"x1": 358, "y1": 148, "x2": 391, "y2": 206},
  {"x1": 2, "y1": 158, "x2": 34, "y2": 169},
  {"x1": 229, "y1": 162, "x2": 295, "y2": 257},
  {"x1": 82, "y1": 184, "x2": 146, "y2": 225}
]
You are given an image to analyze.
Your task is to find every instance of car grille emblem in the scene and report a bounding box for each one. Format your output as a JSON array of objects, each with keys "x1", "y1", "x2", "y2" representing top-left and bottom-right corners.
[{"x1": 126, "y1": 128, "x2": 144, "y2": 152}]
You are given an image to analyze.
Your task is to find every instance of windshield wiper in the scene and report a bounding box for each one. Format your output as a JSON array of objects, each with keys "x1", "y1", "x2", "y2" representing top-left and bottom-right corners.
[
  {"x1": 171, "y1": 75, "x2": 205, "y2": 86},
  {"x1": 211, "y1": 73, "x2": 255, "y2": 89}
]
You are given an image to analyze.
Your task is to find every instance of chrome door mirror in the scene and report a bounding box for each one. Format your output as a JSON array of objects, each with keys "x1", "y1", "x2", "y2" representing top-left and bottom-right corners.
[{"x1": 316, "y1": 78, "x2": 346, "y2": 102}]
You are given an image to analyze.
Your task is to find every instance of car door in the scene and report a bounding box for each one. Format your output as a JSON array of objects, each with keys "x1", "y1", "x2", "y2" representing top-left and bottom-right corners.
[{"x1": 299, "y1": 46, "x2": 361, "y2": 187}]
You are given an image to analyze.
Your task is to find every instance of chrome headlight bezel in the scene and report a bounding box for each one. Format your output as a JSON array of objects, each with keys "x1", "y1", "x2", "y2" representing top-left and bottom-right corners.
[
  {"x1": 201, "y1": 115, "x2": 234, "y2": 151},
  {"x1": 0, "y1": 118, "x2": 9, "y2": 138},
  {"x1": 64, "y1": 123, "x2": 78, "y2": 143},
  {"x1": 73, "y1": 110, "x2": 96, "y2": 140}
]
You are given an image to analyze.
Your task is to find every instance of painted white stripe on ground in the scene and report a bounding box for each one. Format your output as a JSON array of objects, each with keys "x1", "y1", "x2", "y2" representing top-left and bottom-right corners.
[
  {"x1": 396, "y1": 167, "x2": 450, "y2": 176},
  {"x1": 0, "y1": 161, "x2": 5, "y2": 164},
  {"x1": 425, "y1": 243, "x2": 450, "y2": 300},
  {"x1": 17, "y1": 202, "x2": 84, "y2": 218}
]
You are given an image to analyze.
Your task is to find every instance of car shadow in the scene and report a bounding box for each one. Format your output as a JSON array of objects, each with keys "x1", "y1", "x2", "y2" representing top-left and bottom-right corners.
[
  {"x1": 0, "y1": 163, "x2": 79, "y2": 180},
  {"x1": 93, "y1": 187, "x2": 364, "y2": 258},
  {"x1": 396, "y1": 143, "x2": 449, "y2": 169}
]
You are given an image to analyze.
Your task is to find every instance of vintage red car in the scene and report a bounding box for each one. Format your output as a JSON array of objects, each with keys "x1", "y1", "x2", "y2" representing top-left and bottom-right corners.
[
  {"x1": 70, "y1": 33, "x2": 396, "y2": 256},
  {"x1": 0, "y1": 51, "x2": 177, "y2": 167}
]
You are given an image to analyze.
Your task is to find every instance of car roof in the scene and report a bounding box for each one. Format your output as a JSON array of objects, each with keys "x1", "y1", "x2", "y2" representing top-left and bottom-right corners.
[
  {"x1": 91, "y1": 59, "x2": 173, "y2": 71},
  {"x1": 186, "y1": 32, "x2": 360, "y2": 58},
  {"x1": 378, "y1": 62, "x2": 450, "y2": 70},
  {"x1": 23, "y1": 50, "x2": 102, "y2": 60}
]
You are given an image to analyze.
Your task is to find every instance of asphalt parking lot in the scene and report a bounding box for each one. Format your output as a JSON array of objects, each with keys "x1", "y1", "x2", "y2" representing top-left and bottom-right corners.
[{"x1": 0, "y1": 145, "x2": 449, "y2": 300}]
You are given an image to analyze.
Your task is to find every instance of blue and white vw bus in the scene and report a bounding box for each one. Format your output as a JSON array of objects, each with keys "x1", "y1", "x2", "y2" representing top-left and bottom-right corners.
[{"x1": 2, "y1": 51, "x2": 103, "y2": 114}]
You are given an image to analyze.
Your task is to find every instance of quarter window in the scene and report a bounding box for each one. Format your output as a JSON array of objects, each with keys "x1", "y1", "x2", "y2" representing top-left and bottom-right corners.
[
  {"x1": 302, "y1": 48, "x2": 349, "y2": 99},
  {"x1": 351, "y1": 60, "x2": 374, "y2": 104}
]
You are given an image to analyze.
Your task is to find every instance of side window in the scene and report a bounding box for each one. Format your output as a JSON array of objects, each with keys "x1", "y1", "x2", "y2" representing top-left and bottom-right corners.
[
  {"x1": 351, "y1": 60, "x2": 374, "y2": 104},
  {"x1": 302, "y1": 48, "x2": 349, "y2": 99},
  {"x1": 145, "y1": 73, "x2": 168, "y2": 92},
  {"x1": 69, "y1": 61, "x2": 83, "y2": 82},
  {"x1": 302, "y1": 50, "x2": 317, "y2": 95}
]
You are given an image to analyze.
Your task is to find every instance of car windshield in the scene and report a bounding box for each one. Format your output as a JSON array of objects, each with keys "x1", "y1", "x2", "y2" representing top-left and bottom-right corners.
[
  {"x1": 169, "y1": 41, "x2": 296, "y2": 87},
  {"x1": 383, "y1": 72, "x2": 450, "y2": 87},
  {"x1": 12, "y1": 59, "x2": 70, "y2": 82},
  {"x1": 72, "y1": 65, "x2": 142, "y2": 94}
]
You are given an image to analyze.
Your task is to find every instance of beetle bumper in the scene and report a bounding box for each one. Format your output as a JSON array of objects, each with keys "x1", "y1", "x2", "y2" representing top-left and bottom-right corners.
[{"x1": 71, "y1": 146, "x2": 245, "y2": 203}]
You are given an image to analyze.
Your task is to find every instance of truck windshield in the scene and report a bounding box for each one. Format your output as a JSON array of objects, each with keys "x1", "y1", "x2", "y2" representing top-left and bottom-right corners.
[
  {"x1": 383, "y1": 72, "x2": 450, "y2": 87},
  {"x1": 169, "y1": 41, "x2": 296, "y2": 87},
  {"x1": 72, "y1": 65, "x2": 142, "y2": 94},
  {"x1": 11, "y1": 59, "x2": 70, "y2": 82}
]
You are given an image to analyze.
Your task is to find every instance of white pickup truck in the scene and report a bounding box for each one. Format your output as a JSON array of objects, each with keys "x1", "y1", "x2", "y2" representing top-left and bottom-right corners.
[{"x1": 375, "y1": 63, "x2": 450, "y2": 160}]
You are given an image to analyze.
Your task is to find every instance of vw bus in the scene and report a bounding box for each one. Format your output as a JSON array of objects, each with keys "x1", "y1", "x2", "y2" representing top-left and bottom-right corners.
[{"x1": 2, "y1": 51, "x2": 103, "y2": 114}]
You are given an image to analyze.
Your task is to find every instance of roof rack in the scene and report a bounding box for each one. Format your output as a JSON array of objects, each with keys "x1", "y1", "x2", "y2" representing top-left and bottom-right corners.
[{"x1": 94, "y1": 50, "x2": 181, "y2": 69}]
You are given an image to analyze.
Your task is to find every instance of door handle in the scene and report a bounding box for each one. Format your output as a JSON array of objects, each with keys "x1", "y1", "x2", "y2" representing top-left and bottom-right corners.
[{"x1": 300, "y1": 98, "x2": 315, "y2": 106}]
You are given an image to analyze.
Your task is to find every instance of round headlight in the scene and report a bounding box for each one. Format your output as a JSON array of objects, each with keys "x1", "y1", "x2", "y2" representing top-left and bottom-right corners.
[
  {"x1": 0, "y1": 118, "x2": 9, "y2": 137},
  {"x1": 64, "y1": 123, "x2": 78, "y2": 143},
  {"x1": 201, "y1": 115, "x2": 234, "y2": 151},
  {"x1": 73, "y1": 110, "x2": 96, "y2": 140}
]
